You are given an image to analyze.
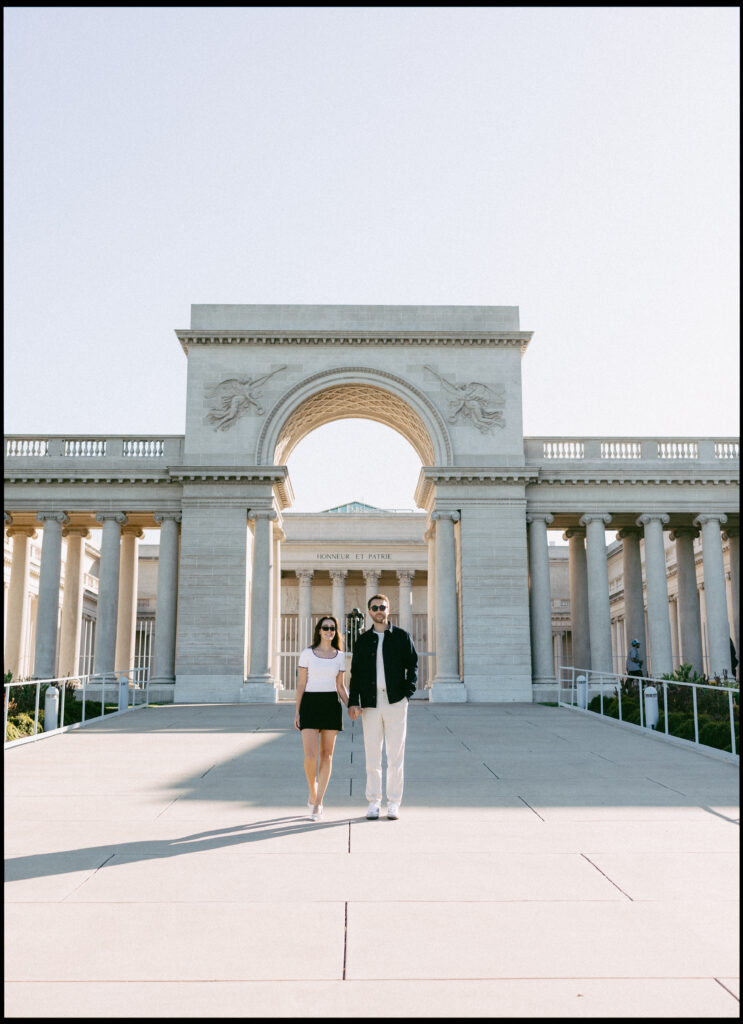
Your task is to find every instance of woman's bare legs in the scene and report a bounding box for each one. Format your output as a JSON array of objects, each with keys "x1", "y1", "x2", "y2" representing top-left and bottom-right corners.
[
  {"x1": 301, "y1": 729, "x2": 319, "y2": 805},
  {"x1": 315, "y1": 730, "x2": 338, "y2": 811}
]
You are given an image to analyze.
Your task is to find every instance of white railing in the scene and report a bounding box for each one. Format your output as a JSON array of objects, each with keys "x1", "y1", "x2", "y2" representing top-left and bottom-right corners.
[
  {"x1": 715, "y1": 441, "x2": 739, "y2": 459},
  {"x1": 524, "y1": 437, "x2": 739, "y2": 462},
  {"x1": 65, "y1": 439, "x2": 107, "y2": 457},
  {"x1": 600, "y1": 441, "x2": 642, "y2": 459},
  {"x1": 123, "y1": 439, "x2": 165, "y2": 457},
  {"x1": 5, "y1": 438, "x2": 48, "y2": 456},
  {"x1": 657, "y1": 440, "x2": 698, "y2": 459},
  {"x1": 5, "y1": 436, "x2": 183, "y2": 459},
  {"x1": 4, "y1": 667, "x2": 150, "y2": 748},
  {"x1": 557, "y1": 666, "x2": 738, "y2": 758}
]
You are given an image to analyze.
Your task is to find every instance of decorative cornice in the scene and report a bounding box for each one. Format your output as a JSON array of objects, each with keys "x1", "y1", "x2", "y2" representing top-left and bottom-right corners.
[
  {"x1": 167, "y1": 466, "x2": 287, "y2": 483},
  {"x1": 176, "y1": 330, "x2": 533, "y2": 354},
  {"x1": 532, "y1": 469, "x2": 739, "y2": 486},
  {"x1": 422, "y1": 468, "x2": 538, "y2": 484}
]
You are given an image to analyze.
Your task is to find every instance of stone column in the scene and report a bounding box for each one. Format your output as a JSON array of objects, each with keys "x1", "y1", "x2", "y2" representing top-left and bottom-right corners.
[
  {"x1": 151, "y1": 513, "x2": 181, "y2": 686},
  {"x1": 115, "y1": 526, "x2": 144, "y2": 672},
  {"x1": 636, "y1": 513, "x2": 673, "y2": 677},
  {"x1": 526, "y1": 513, "x2": 556, "y2": 686},
  {"x1": 668, "y1": 599, "x2": 680, "y2": 668},
  {"x1": 272, "y1": 524, "x2": 283, "y2": 684},
  {"x1": 425, "y1": 526, "x2": 436, "y2": 678},
  {"x1": 396, "y1": 569, "x2": 415, "y2": 635},
  {"x1": 4, "y1": 525, "x2": 37, "y2": 678},
  {"x1": 363, "y1": 569, "x2": 382, "y2": 628},
  {"x1": 693, "y1": 514, "x2": 732, "y2": 678},
  {"x1": 670, "y1": 527, "x2": 703, "y2": 675},
  {"x1": 580, "y1": 514, "x2": 613, "y2": 674},
  {"x1": 723, "y1": 527, "x2": 739, "y2": 673},
  {"x1": 616, "y1": 527, "x2": 647, "y2": 663},
  {"x1": 553, "y1": 631, "x2": 563, "y2": 677},
  {"x1": 564, "y1": 528, "x2": 590, "y2": 671},
  {"x1": 296, "y1": 570, "x2": 314, "y2": 651},
  {"x1": 430, "y1": 511, "x2": 464, "y2": 700},
  {"x1": 243, "y1": 510, "x2": 278, "y2": 699},
  {"x1": 330, "y1": 570, "x2": 347, "y2": 630},
  {"x1": 93, "y1": 512, "x2": 126, "y2": 680},
  {"x1": 33, "y1": 512, "x2": 69, "y2": 679},
  {"x1": 58, "y1": 527, "x2": 89, "y2": 678}
]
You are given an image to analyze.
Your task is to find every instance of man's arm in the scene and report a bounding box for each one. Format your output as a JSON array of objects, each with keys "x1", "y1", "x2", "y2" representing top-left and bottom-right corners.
[{"x1": 406, "y1": 632, "x2": 418, "y2": 693}]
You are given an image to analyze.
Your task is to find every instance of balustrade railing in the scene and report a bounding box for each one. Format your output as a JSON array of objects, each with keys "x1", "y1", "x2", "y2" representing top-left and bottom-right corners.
[
  {"x1": 5, "y1": 436, "x2": 183, "y2": 460},
  {"x1": 557, "y1": 665, "x2": 738, "y2": 759},
  {"x1": 525, "y1": 437, "x2": 738, "y2": 463}
]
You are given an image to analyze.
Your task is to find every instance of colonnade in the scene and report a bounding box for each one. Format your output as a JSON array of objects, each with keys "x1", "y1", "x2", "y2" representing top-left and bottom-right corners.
[{"x1": 528, "y1": 511, "x2": 736, "y2": 681}]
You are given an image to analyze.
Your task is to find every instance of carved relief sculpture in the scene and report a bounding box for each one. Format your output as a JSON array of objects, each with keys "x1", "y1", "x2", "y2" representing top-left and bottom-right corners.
[
  {"x1": 425, "y1": 366, "x2": 505, "y2": 433},
  {"x1": 205, "y1": 366, "x2": 287, "y2": 430}
]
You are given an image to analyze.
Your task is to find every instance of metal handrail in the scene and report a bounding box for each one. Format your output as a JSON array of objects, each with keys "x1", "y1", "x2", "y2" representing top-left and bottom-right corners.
[
  {"x1": 4, "y1": 667, "x2": 150, "y2": 748},
  {"x1": 557, "y1": 665, "x2": 738, "y2": 757}
]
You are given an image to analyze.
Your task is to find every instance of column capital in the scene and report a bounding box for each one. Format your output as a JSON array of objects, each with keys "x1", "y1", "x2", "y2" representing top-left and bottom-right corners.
[
  {"x1": 579, "y1": 513, "x2": 612, "y2": 528},
  {"x1": 62, "y1": 526, "x2": 90, "y2": 539},
  {"x1": 722, "y1": 528, "x2": 739, "y2": 541},
  {"x1": 362, "y1": 569, "x2": 381, "y2": 584},
  {"x1": 6, "y1": 525, "x2": 38, "y2": 539},
  {"x1": 95, "y1": 512, "x2": 127, "y2": 525},
  {"x1": 329, "y1": 569, "x2": 348, "y2": 582},
  {"x1": 636, "y1": 513, "x2": 670, "y2": 528},
  {"x1": 248, "y1": 509, "x2": 278, "y2": 522},
  {"x1": 37, "y1": 511, "x2": 70, "y2": 525},
  {"x1": 121, "y1": 526, "x2": 145, "y2": 538},
  {"x1": 526, "y1": 513, "x2": 553, "y2": 526},
  {"x1": 154, "y1": 512, "x2": 182, "y2": 525},
  {"x1": 431, "y1": 510, "x2": 461, "y2": 523},
  {"x1": 295, "y1": 569, "x2": 314, "y2": 583},
  {"x1": 4, "y1": 512, "x2": 13, "y2": 526},
  {"x1": 669, "y1": 526, "x2": 700, "y2": 541},
  {"x1": 616, "y1": 526, "x2": 642, "y2": 540},
  {"x1": 563, "y1": 527, "x2": 585, "y2": 541},
  {"x1": 396, "y1": 569, "x2": 416, "y2": 583},
  {"x1": 693, "y1": 513, "x2": 728, "y2": 529}
]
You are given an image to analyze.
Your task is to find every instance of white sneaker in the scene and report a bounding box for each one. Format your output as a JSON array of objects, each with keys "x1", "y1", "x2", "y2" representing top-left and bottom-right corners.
[
  {"x1": 311, "y1": 805, "x2": 323, "y2": 822},
  {"x1": 366, "y1": 803, "x2": 380, "y2": 820},
  {"x1": 387, "y1": 804, "x2": 400, "y2": 820}
]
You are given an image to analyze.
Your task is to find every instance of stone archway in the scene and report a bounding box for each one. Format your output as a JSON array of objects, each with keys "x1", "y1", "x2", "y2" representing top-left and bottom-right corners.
[{"x1": 256, "y1": 366, "x2": 453, "y2": 469}]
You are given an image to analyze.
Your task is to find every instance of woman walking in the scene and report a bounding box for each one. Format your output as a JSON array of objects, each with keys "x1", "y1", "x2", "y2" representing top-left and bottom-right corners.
[{"x1": 294, "y1": 615, "x2": 349, "y2": 821}]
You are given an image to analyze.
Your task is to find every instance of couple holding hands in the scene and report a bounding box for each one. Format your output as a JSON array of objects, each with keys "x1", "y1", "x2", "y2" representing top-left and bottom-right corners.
[{"x1": 294, "y1": 594, "x2": 418, "y2": 822}]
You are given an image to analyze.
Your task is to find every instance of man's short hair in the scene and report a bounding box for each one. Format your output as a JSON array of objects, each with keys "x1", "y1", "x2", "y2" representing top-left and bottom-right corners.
[{"x1": 367, "y1": 593, "x2": 390, "y2": 609}]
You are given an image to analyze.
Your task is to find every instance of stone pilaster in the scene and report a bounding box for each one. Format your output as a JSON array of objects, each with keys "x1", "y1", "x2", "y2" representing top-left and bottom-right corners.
[
  {"x1": 430, "y1": 511, "x2": 464, "y2": 700},
  {"x1": 636, "y1": 514, "x2": 673, "y2": 677},
  {"x1": 396, "y1": 569, "x2": 415, "y2": 635},
  {"x1": 33, "y1": 512, "x2": 69, "y2": 679},
  {"x1": 115, "y1": 526, "x2": 144, "y2": 672},
  {"x1": 564, "y1": 528, "x2": 590, "y2": 671},
  {"x1": 296, "y1": 569, "x2": 314, "y2": 652},
  {"x1": 93, "y1": 512, "x2": 127, "y2": 680},
  {"x1": 526, "y1": 513, "x2": 555, "y2": 685},
  {"x1": 669, "y1": 527, "x2": 704, "y2": 675},
  {"x1": 723, "y1": 527, "x2": 739, "y2": 674},
  {"x1": 425, "y1": 526, "x2": 436, "y2": 680},
  {"x1": 363, "y1": 569, "x2": 382, "y2": 628},
  {"x1": 58, "y1": 527, "x2": 89, "y2": 678},
  {"x1": 151, "y1": 513, "x2": 181, "y2": 686},
  {"x1": 616, "y1": 527, "x2": 647, "y2": 665},
  {"x1": 694, "y1": 514, "x2": 732, "y2": 678},
  {"x1": 242, "y1": 509, "x2": 279, "y2": 700},
  {"x1": 4, "y1": 525, "x2": 37, "y2": 678},
  {"x1": 580, "y1": 514, "x2": 613, "y2": 674}
]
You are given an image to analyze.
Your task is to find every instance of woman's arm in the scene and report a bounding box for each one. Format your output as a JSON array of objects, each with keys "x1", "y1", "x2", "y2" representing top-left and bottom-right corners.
[
  {"x1": 294, "y1": 666, "x2": 308, "y2": 730},
  {"x1": 335, "y1": 670, "x2": 349, "y2": 707}
]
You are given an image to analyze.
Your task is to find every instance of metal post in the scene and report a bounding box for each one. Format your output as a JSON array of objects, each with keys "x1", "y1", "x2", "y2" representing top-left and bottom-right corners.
[{"x1": 692, "y1": 686, "x2": 699, "y2": 744}]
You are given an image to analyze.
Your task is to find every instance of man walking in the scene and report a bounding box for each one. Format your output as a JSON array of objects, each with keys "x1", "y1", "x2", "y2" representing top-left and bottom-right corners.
[
  {"x1": 348, "y1": 593, "x2": 418, "y2": 820},
  {"x1": 626, "y1": 639, "x2": 643, "y2": 677}
]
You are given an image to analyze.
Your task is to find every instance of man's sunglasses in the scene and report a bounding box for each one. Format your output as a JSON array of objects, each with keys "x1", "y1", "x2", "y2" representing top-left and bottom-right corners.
[
  {"x1": 370, "y1": 604, "x2": 387, "y2": 612},
  {"x1": 320, "y1": 625, "x2": 336, "y2": 632}
]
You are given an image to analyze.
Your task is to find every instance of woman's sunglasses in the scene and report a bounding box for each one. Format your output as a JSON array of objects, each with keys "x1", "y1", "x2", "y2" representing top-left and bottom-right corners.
[{"x1": 320, "y1": 625, "x2": 336, "y2": 632}]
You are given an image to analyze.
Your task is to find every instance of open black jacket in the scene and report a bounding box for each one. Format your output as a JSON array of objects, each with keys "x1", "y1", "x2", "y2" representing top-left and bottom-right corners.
[{"x1": 348, "y1": 625, "x2": 418, "y2": 708}]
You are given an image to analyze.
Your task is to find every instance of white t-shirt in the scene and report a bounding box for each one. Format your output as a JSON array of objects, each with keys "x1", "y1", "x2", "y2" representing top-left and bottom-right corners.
[
  {"x1": 375, "y1": 628, "x2": 387, "y2": 693},
  {"x1": 298, "y1": 647, "x2": 345, "y2": 693}
]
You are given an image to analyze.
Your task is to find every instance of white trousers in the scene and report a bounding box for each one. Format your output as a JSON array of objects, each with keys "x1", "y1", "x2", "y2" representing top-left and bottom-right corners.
[{"x1": 361, "y1": 689, "x2": 408, "y2": 805}]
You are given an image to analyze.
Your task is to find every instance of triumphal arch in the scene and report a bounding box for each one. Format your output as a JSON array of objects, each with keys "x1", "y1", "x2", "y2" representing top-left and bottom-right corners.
[{"x1": 4, "y1": 304, "x2": 739, "y2": 703}]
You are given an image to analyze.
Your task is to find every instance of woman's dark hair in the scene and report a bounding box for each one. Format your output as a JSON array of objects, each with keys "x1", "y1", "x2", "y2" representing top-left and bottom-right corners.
[{"x1": 311, "y1": 614, "x2": 343, "y2": 651}]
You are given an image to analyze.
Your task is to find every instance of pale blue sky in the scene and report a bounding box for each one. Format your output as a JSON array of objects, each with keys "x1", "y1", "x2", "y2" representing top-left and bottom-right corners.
[{"x1": 4, "y1": 7, "x2": 739, "y2": 513}]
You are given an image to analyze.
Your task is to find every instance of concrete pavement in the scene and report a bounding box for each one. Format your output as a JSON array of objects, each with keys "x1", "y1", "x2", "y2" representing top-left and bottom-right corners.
[{"x1": 4, "y1": 702, "x2": 740, "y2": 1017}]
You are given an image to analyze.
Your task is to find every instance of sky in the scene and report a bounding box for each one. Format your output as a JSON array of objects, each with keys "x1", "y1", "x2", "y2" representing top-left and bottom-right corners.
[{"x1": 4, "y1": 7, "x2": 739, "y2": 517}]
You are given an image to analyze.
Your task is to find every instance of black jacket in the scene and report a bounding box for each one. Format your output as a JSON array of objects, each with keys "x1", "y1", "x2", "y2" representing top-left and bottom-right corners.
[{"x1": 348, "y1": 625, "x2": 418, "y2": 708}]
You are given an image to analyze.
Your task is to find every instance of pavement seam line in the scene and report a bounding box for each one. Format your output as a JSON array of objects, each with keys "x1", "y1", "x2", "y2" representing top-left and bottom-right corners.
[
  {"x1": 646, "y1": 776, "x2": 687, "y2": 796},
  {"x1": 713, "y1": 977, "x2": 740, "y2": 1002},
  {"x1": 60, "y1": 852, "x2": 116, "y2": 902},
  {"x1": 342, "y1": 901, "x2": 348, "y2": 981},
  {"x1": 517, "y1": 795, "x2": 545, "y2": 821},
  {"x1": 580, "y1": 853, "x2": 634, "y2": 901},
  {"x1": 482, "y1": 762, "x2": 500, "y2": 778}
]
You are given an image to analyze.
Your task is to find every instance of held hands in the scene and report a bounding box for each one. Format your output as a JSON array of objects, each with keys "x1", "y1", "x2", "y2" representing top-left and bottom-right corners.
[{"x1": 348, "y1": 705, "x2": 361, "y2": 720}]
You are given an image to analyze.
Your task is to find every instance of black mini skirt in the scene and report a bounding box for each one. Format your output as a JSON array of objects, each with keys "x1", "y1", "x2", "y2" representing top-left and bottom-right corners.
[{"x1": 299, "y1": 691, "x2": 343, "y2": 731}]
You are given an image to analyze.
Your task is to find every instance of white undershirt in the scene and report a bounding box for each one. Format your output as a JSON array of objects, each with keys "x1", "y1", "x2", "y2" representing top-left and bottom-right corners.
[{"x1": 376, "y1": 629, "x2": 387, "y2": 694}]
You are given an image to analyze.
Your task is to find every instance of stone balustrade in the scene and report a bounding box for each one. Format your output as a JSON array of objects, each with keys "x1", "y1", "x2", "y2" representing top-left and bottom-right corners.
[
  {"x1": 525, "y1": 437, "x2": 738, "y2": 463},
  {"x1": 5, "y1": 436, "x2": 184, "y2": 460}
]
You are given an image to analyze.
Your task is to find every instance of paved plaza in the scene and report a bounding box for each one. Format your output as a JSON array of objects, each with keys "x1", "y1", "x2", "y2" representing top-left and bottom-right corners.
[{"x1": 4, "y1": 701, "x2": 740, "y2": 1018}]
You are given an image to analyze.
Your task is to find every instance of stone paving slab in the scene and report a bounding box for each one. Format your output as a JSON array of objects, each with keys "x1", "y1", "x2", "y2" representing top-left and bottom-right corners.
[{"x1": 4, "y1": 702, "x2": 739, "y2": 1018}]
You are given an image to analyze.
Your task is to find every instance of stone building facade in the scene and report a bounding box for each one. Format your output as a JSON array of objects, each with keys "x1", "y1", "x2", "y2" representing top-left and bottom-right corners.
[{"x1": 4, "y1": 304, "x2": 739, "y2": 702}]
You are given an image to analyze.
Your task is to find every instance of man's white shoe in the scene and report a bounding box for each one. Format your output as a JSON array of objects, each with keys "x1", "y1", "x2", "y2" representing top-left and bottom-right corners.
[
  {"x1": 366, "y1": 803, "x2": 380, "y2": 820},
  {"x1": 387, "y1": 804, "x2": 400, "y2": 820}
]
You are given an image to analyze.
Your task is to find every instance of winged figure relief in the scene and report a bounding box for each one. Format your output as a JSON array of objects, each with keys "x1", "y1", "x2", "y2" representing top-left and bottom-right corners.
[
  {"x1": 205, "y1": 366, "x2": 287, "y2": 431},
  {"x1": 425, "y1": 366, "x2": 505, "y2": 433}
]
